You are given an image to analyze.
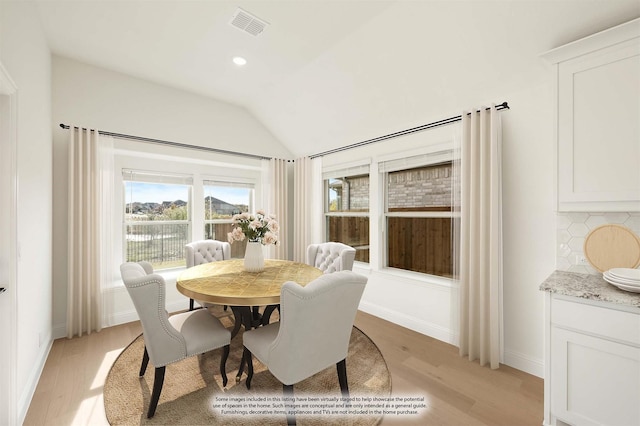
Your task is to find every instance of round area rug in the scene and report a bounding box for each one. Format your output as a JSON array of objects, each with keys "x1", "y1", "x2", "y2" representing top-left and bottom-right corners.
[{"x1": 104, "y1": 320, "x2": 391, "y2": 425}]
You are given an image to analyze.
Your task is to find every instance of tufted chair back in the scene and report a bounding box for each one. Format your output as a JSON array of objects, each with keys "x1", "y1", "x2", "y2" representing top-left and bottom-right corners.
[
  {"x1": 120, "y1": 262, "x2": 188, "y2": 367},
  {"x1": 261, "y1": 271, "x2": 366, "y2": 384},
  {"x1": 185, "y1": 240, "x2": 231, "y2": 268},
  {"x1": 306, "y1": 242, "x2": 356, "y2": 273}
]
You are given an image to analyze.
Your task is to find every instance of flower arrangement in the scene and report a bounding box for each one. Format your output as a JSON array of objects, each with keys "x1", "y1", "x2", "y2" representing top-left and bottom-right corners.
[{"x1": 227, "y1": 210, "x2": 279, "y2": 245}]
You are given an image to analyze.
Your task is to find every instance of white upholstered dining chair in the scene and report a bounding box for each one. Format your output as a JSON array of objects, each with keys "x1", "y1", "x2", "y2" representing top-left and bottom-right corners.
[
  {"x1": 241, "y1": 270, "x2": 368, "y2": 426},
  {"x1": 185, "y1": 239, "x2": 231, "y2": 310},
  {"x1": 306, "y1": 242, "x2": 356, "y2": 273},
  {"x1": 120, "y1": 261, "x2": 231, "y2": 419}
]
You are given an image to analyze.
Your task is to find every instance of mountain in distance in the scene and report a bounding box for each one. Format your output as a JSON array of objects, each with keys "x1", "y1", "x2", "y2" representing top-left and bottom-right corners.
[
  {"x1": 126, "y1": 200, "x2": 186, "y2": 215},
  {"x1": 126, "y1": 197, "x2": 247, "y2": 215},
  {"x1": 204, "y1": 196, "x2": 246, "y2": 215}
]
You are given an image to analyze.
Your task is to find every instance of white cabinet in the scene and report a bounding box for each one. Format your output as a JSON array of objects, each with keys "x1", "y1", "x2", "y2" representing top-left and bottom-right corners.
[
  {"x1": 544, "y1": 294, "x2": 640, "y2": 426},
  {"x1": 542, "y1": 18, "x2": 640, "y2": 212}
]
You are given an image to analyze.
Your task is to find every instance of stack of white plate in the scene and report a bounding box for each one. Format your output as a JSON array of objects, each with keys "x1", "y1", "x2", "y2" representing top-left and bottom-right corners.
[{"x1": 603, "y1": 268, "x2": 640, "y2": 293}]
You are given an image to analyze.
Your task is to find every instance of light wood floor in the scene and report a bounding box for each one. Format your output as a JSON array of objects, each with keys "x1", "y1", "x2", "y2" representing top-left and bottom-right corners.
[{"x1": 24, "y1": 309, "x2": 543, "y2": 425}]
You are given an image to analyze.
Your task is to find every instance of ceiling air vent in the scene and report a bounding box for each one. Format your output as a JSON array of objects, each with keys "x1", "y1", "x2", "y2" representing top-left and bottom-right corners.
[{"x1": 229, "y1": 8, "x2": 269, "y2": 37}]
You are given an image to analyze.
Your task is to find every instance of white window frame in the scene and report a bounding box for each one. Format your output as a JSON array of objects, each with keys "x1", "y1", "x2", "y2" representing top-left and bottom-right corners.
[
  {"x1": 110, "y1": 140, "x2": 264, "y2": 287},
  {"x1": 202, "y1": 178, "x2": 256, "y2": 241},
  {"x1": 320, "y1": 125, "x2": 459, "y2": 288},
  {"x1": 379, "y1": 145, "x2": 456, "y2": 277},
  {"x1": 323, "y1": 160, "x2": 371, "y2": 264}
]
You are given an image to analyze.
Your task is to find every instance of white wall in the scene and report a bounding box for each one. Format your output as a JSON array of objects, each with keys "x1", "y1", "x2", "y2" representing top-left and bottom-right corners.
[
  {"x1": 500, "y1": 83, "x2": 557, "y2": 374},
  {"x1": 51, "y1": 56, "x2": 293, "y2": 337},
  {"x1": 0, "y1": 1, "x2": 53, "y2": 422},
  {"x1": 323, "y1": 83, "x2": 556, "y2": 378}
]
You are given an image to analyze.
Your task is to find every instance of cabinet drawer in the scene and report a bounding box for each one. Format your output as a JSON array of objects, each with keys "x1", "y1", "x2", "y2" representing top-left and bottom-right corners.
[{"x1": 551, "y1": 296, "x2": 640, "y2": 346}]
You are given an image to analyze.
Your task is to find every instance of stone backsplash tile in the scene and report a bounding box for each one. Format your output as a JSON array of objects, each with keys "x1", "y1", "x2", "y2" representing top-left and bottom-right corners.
[{"x1": 556, "y1": 212, "x2": 640, "y2": 274}]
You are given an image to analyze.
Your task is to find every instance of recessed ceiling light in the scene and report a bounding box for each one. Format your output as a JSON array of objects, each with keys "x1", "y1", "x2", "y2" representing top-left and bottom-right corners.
[{"x1": 232, "y1": 56, "x2": 247, "y2": 66}]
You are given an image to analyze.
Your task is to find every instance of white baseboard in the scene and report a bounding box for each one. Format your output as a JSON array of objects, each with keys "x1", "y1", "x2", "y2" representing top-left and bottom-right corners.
[
  {"x1": 17, "y1": 336, "x2": 53, "y2": 425},
  {"x1": 107, "y1": 308, "x2": 139, "y2": 328},
  {"x1": 52, "y1": 323, "x2": 66, "y2": 340},
  {"x1": 358, "y1": 300, "x2": 457, "y2": 345},
  {"x1": 359, "y1": 300, "x2": 544, "y2": 378},
  {"x1": 503, "y1": 348, "x2": 544, "y2": 378}
]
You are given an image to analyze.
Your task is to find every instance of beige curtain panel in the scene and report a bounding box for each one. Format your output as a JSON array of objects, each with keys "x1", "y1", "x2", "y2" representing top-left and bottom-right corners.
[
  {"x1": 293, "y1": 157, "x2": 312, "y2": 262},
  {"x1": 293, "y1": 156, "x2": 322, "y2": 262},
  {"x1": 67, "y1": 128, "x2": 113, "y2": 338},
  {"x1": 458, "y1": 105, "x2": 503, "y2": 369},
  {"x1": 269, "y1": 158, "x2": 288, "y2": 260}
]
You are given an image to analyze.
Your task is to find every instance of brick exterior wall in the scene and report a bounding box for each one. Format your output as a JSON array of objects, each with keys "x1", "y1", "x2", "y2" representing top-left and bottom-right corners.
[
  {"x1": 332, "y1": 162, "x2": 453, "y2": 210},
  {"x1": 345, "y1": 176, "x2": 369, "y2": 210},
  {"x1": 387, "y1": 163, "x2": 452, "y2": 208}
]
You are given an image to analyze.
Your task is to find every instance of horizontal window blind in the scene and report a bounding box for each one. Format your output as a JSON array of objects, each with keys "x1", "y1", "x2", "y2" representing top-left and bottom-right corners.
[
  {"x1": 378, "y1": 150, "x2": 452, "y2": 173},
  {"x1": 122, "y1": 169, "x2": 193, "y2": 185},
  {"x1": 203, "y1": 180, "x2": 255, "y2": 189},
  {"x1": 322, "y1": 162, "x2": 370, "y2": 180}
]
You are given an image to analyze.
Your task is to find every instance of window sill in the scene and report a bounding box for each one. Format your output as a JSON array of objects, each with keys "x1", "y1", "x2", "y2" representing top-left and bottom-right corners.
[
  {"x1": 105, "y1": 266, "x2": 187, "y2": 290},
  {"x1": 353, "y1": 263, "x2": 457, "y2": 289}
]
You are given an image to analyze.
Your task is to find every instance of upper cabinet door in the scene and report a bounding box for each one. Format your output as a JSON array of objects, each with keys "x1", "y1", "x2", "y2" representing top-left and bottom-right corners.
[{"x1": 543, "y1": 18, "x2": 640, "y2": 212}]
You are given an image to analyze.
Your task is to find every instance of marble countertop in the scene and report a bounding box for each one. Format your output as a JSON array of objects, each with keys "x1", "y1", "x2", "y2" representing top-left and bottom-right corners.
[{"x1": 540, "y1": 270, "x2": 640, "y2": 309}]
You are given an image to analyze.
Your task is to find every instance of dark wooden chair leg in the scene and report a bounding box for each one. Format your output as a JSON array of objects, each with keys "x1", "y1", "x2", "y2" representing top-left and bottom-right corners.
[
  {"x1": 147, "y1": 366, "x2": 165, "y2": 418},
  {"x1": 283, "y1": 384, "x2": 296, "y2": 425},
  {"x1": 189, "y1": 298, "x2": 195, "y2": 311},
  {"x1": 139, "y1": 346, "x2": 150, "y2": 377},
  {"x1": 337, "y1": 358, "x2": 349, "y2": 398},
  {"x1": 243, "y1": 347, "x2": 254, "y2": 389},
  {"x1": 220, "y1": 344, "x2": 230, "y2": 387}
]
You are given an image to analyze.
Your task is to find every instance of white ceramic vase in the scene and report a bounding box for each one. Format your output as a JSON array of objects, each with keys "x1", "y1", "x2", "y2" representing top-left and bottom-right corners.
[{"x1": 244, "y1": 241, "x2": 265, "y2": 272}]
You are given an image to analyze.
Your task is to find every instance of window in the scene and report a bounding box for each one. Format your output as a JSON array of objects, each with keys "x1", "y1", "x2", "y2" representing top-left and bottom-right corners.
[
  {"x1": 123, "y1": 170, "x2": 192, "y2": 270},
  {"x1": 113, "y1": 142, "x2": 264, "y2": 283},
  {"x1": 324, "y1": 164, "x2": 370, "y2": 263},
  {"x1": 203, "y1": 180, "x2": 254, "y2": 258},
  {"x1": 382, "y1": 152, "x2": 455, "y2": 277}
]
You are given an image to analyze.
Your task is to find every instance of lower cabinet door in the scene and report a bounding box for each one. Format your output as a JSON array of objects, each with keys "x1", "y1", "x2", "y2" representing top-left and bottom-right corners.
[{"x1": 551, "y1": 327, "x2": 640, "y2": 426}]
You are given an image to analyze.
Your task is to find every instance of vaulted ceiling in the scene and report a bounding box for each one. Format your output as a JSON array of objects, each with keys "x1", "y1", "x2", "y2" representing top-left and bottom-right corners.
[{"x1": 35, "y1": 1, "x2": 640, "y2": 157}]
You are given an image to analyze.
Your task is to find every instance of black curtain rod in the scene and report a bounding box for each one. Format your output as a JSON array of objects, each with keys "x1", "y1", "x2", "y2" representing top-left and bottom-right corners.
[
  {"x1": 310, "y1": 102, "x2": 509, "y2": 159},
  {"x1": 58, "y1": 124, "x2": 272, "y2": 161}
]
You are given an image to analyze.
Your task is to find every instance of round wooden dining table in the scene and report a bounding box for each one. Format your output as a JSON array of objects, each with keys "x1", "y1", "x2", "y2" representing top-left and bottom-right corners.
[{"x1": 176, "y1": 258, "x2": 323, "y2": 337}]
